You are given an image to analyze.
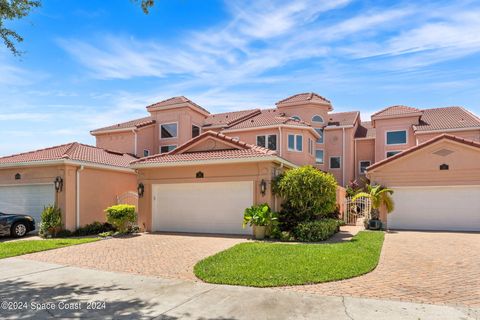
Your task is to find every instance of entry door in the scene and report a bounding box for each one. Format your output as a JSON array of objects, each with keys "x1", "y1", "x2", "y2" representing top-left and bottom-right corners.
[{"x1": 152, "y1": 181, "x2": 254, "y2": 235}]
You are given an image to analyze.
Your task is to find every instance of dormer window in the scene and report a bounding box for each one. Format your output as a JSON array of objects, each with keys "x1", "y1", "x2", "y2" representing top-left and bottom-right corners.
[
  {"x1": 161, "y1": 123, "x2": 178, "y2": 139},
  {"x1": 312, "y1": 115, "x2": 324, "y2": 123}
]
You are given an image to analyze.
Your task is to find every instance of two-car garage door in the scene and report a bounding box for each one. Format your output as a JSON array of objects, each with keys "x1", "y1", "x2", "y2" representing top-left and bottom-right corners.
[
  {"x1": 389, "y1": 186, "x2": 480, "y2": 231},
  {"x1": 0, "y1": 184, "x2": 55, "y2": 229},
  {"x1": 152, "y1": 181, "x2": 253, "y2": 235}
]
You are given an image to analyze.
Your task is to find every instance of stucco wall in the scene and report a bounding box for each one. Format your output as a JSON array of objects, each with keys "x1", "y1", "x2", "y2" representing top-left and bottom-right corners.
[
  {"x1": 79, "y1": 168, "x2": 137, "y2": 227},
  {"x1": 373, "y1": 116, "x2": 419, "y2": 162},
  {"x1": 136, "y1": 161, "x2": 279, "y2": 231},
  {"x1": 95, "y1": 131, "x2": 136, "y2": 155},
  {"x1": 415, "y1": 129, "x2": 480, "y2": 144},
  {"x1": 355, "y1": 139, "x2": 375, "y2": 181}
]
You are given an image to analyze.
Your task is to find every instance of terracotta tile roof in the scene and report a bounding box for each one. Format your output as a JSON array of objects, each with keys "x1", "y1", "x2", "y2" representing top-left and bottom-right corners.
[
  {"x1": 371, "y1": 105, "x2": 422, "y2": 118},
  {"x1": 355, "y1": 121, "x2": 376, "y2": 138},
  {"x1": 0, "y1": 143, "x2": 136, "y2": 168},
  {"x1": 414, "y1": 107, "x2": 480, "y2": 132},
  {"x1": 132, "y1": 131, "x2": 277, "y2": 165},
  {"x1": 367, "y1": 134, "x2": 480, "y2": 172},
  {"x1": 276, "y1": 92, "x2": 331, "y2": 105},
  {"x1": 90, "y1": 116, "x2": 155, "y2": 134},
  {"x1": 326, "y1": 111, "x2": 359, "y2": 127},
  {"x1": 203, "y1": 109, "x2": 261, "y2": 128},
  {"x1": 226, "y1": 109, "x2": 312, "y2": 130},
  {"x1": 146, "y1": 96, "x2": 210, "y2": 114}
]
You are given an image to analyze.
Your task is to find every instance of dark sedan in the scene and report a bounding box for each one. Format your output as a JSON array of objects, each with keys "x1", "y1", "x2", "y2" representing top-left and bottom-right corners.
[{"x1": 0, "y1": 212, "x2": 36, "y2": 237}]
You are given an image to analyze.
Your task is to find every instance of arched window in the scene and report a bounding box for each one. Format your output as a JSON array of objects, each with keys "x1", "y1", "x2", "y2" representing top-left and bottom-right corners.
[
  {"x1": 291, "y1": 115, "x2": 301, "y2": 121},
  {"x1": 312, "y1": 115, "x2": 324, "y2": 123}
]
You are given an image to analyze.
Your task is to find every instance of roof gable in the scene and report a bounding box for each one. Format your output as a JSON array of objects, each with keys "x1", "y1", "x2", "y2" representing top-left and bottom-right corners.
[
  {"x1": 276, "y1": 92, "x2": 331, "y2": 106},
  {"x1": 367, "y1": 134, "x2": 480, "y2": 173},
  {"x1": 146, "y1": 96, "x2": 210, "y2": 115},
  {"x1": 371, "y1": 105, "x2": 422, "y2": 119}
]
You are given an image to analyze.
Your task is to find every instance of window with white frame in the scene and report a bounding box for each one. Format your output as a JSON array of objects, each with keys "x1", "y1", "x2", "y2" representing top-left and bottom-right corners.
[
  {"x1": 315, "y1": 128, "x2": 324, "y2": 143},
  {"x1": 386, "y1": 151, "x2": 401, "y2": 158},
  {"x1": 316, "y1": 150, "x2": 324, "y2": 164},
  {"x1": 312, "y1": 115, "x2": 324, "y2": 123},
  {"x1": 287, "y1": 134, "x2": 303, "y2": 151},
  {"x1": 330, "y1": 156, "x2": 341, "y2": 169},
  {"x1": 359, "y1": 160, "x2": 371, "y2": 174},
  {"x1": 160, "y1": 123, "x2": 178, "y2": 139},
  {"x1": 192, "y1": 125, "x2": 200, "y2": 138},
  {"x1": 386, "y1": 130, "x2": 407, "y2": 145},
  {"x1": 143, "y1": 149, "x2": 150, "y2": 157},
  {"x1": 256, "y1": 134, "x2": 277, "y2": 150},
  {"x1": 160, "y1": 145, "x2": 177, "y2": 154}
]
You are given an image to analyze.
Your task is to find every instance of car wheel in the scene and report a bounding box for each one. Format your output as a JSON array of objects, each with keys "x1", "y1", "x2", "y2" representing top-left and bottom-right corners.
[{"x1": 11, "y1": 222, "x2": 28, "y2": 238}]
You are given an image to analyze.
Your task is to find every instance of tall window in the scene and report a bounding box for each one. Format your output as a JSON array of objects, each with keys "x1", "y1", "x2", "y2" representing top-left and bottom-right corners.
[
  {"x1": 315, "y1": 128, "x2": 324, "y2": 144},
  {"x1": 308, "y1": 138, "x2": 313, "y2": 154},
  {"x1": 256, "y1": 135, "x2": 277, "y2": 150},
  {"x1": 160, "y1": 123, "x2": 177, "y2": 139},
  {"x1": 386, "y1": 130, "x2": 407, "y2": 145},
  {"x1": 330, "y1": 156, "x2": 341, "y2": 169},
  {"x1": 287, "y1": 134, "x2": 303, "y2": 151},
  {"x1": 312, "y1": 115, "x2": 324, "y2": 123},
  {"x1": 192, "y1": 125, "x2": 200, "y2": 138},
  {"x1": 160, "y1": 145, "x2": 176, "y2": 153},
  {"x1": 316, "y1": 150, "x2": 324, "y2": 164}
]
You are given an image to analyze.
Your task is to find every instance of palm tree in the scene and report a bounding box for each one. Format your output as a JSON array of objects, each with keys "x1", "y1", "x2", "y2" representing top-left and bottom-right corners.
[{"x1": 352, "y1": 184, "x2": 394, "y2": 220}]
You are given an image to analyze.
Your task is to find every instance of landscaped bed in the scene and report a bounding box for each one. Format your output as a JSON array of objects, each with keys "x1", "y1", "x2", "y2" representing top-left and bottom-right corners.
[
  {"x1": 194, "y1": 231, "x2": 384, "y2": 287},
  {"x1": 0, "y1": 238, "x2": 99, "y2": 259}
]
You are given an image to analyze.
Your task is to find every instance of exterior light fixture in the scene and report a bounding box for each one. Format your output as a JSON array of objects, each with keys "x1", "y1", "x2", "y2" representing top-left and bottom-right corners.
[
  {"x1": 54, "y1": 176, "x2": 63, "y2": 192},
  {"x1": 196, "y1": 171, "x2": 204, "y2": 178},
  {"x1": 440, "y1": 164, "x2": 449, "y2": 170},
  {"x1": 137, "y1": 183, "x2": 145, "y2": 198},
  {"x1": 260, "y1": 179, "x2": 267, "y2": 196}
]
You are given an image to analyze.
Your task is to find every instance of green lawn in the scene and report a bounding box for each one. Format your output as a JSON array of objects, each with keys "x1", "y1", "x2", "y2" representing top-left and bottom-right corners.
[
  {"x1": 194, "y1": 231, "x2": 384, "y2": 287},
  {"x1": 0, "y1": 238, "x2": 99, "y2": 259}
]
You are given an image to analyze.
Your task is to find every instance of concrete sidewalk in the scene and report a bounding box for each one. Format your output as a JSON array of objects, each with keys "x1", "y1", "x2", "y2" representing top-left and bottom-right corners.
[{"x1": 0, "y1": 258, "x2": 478, "y2": 320}]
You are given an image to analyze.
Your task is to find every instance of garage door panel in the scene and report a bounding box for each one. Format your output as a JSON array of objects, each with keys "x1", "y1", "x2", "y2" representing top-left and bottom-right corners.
[
  {"x1": 389, "y1": 186, "x2": 480, "y2": 231},
  {"x1": 153, "y1": 181, "x2": 253, "y2": 235},
  {"x1": 0, "y1": 184, "x2": 55, "y2": 228}
]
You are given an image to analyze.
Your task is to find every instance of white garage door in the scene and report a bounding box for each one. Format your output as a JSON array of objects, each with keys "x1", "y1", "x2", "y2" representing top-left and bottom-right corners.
[
  {"x1": 152, "y1": 181, "x2": 254, "y2": 235},
  {"x1": 0, "y1": 184, "x2": 55, "y2": 228},
  {"x1": 389, "y1": 186, "x2": 480, "y2": 231}
]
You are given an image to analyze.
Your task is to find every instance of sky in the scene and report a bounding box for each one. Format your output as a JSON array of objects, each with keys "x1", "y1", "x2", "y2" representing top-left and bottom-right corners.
[{"x1": 1, "y1": 0, "x2": 480, "y2": 156}]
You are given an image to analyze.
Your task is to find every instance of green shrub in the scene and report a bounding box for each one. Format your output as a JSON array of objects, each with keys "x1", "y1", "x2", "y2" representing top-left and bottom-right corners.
[
  {"x1": 39, "y1": 206, "x2": 62, "y2": 237},
  {"x1": 74, "y1": 221, "x2": 116, "y2": 236},
  {"x1": 293, "y1": 219, "x2": 341, "y2": 242},
  {"x1": 105, "y1": 204, "x2": 137, "y2": 233},
  {"x1": 273, "y1": 166, "x2": 338, "y2": 223}
]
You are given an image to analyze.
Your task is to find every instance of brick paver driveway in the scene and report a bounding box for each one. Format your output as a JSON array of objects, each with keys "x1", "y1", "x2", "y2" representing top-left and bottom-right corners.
[
  {"x1": 285, "y1": 231, "x2": 480, "y2": 307},
  {"x1": 21, "y1": 233, "x2": 246, "y2": 281}
]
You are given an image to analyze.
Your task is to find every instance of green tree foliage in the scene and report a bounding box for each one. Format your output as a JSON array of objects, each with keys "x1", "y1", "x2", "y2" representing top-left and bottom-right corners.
[
  {"x1": 0, "y1": 0, "x2": 41, "y2": 55},
  {"x1": 273, "y1": 166, "x2": 338, "y2": 222},
  {"x1": 352, "y1": 184, "x2": 394, "y2": 219}
]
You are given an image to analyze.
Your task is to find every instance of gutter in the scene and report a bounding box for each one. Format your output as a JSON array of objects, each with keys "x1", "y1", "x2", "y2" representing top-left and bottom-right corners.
[
  {"x1": 130, "y1": 156, "x2": 297, "y2": 169},
  {"x1": 342, "y1": 127, "x2": 346, "y2": 186},
  {"x1": 0, "y1": 159, "x2": 135, "y2": 173}
]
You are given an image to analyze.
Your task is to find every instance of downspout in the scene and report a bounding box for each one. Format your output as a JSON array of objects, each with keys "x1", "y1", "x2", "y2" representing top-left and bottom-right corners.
[
  {"x1": 278, "y1": 127, "x2": 282, "y2": 157},
  {"x1": 342, "y1": 127, "x2": 346, "y2": 186},
  {"x1": 132, "y1": 129, "x2": 138, "y2": 156},
  {"x1": 76, "y1": 165, "x2": 84, "y2": 229},
  {"x1": 354, "y1": 138, "x2": 357, "y2": 181}
]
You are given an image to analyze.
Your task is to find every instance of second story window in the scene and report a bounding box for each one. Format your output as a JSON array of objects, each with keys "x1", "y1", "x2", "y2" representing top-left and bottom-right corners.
[
  {"x1": 192, "y1": 125, "x2": 200, "y2": 138},
  {"x1": 315, "y1": 128, "x2": 324, "y2": 144},
  {"x1": 312, "y1": 115, "x2": 324, "y2": 123},
  {"x1": 330, "y1": 156, "x2": 341, "y2": 169},
  {"x1": 386, "y1": 151, "x2": 401, "y2": 158},
  {"x1": 288, "y1": 134, "x2": 303, "y2": 151},
  {"x1": 160, "y1": 123, "x2": 177, "y2": 139},
  {"x1": 143, "y1": 149, "x2": 150, "y2": 157},
  {"x1": 256, "y1": 135, "x2": 277, "y2": 150},
  {"x1": 386, "y1": 130, "x2": 407, "y2": 145},
  {"x1": 160, "y1": 145, "x2": 177, "y2": 154},
  {"x1": 359, "y1": 160, "x2": 371, "y2": 174},
  {"x1": 316, "y1": 150, "x2": 324, "y2": 164}
]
